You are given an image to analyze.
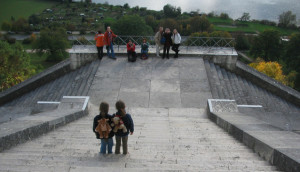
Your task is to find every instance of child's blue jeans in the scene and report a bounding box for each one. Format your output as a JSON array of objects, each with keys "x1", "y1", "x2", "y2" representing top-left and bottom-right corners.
[{"x1": 100, "y1": 138, "x2": 113, "y2": 154}]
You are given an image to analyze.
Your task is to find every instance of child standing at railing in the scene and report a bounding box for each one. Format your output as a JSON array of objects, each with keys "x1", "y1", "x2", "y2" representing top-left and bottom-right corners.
[{"x1": 141, "y1": 38, "x2": 149, "y2": 60}]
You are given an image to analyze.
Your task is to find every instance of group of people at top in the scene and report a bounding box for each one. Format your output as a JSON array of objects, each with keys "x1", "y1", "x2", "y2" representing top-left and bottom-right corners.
[
  {"x1": 155, "y1": 27, "x2": 181, "y2": 59},
  {"x1": 94, "y1": 26, "x2": 182, "y2": 61}
]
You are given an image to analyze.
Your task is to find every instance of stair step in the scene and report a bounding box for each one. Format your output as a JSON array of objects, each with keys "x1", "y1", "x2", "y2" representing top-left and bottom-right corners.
[
  {"x1": 209, "y1": 62, "x2": 225, "y2": 99},
  {"x1": 81, "y1": 61, "x2": 100, "y2": 96},
  {"x1": 220, "y1": 67, "x2": 235, "y2": 99},
  {"x1": 215, "y1": 65, "x2": 230, "y2": 99},
  {"x1": 203, "y1": 60, "x2": 219, "y2": 98}
]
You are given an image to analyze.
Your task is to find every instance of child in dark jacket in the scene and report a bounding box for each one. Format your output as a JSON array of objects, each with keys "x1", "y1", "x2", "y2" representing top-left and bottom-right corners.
[
  {"x1": 93, "y1": 102, "x2": 114, "y2": 154},
  {"x1": 141, "y1": 38, "x2": 149, "y2": 60},
  {"x1": 162, "y1": 28, "x2": 172, "y2": 59},
  {"x1": 113, "y1": 100, "x2": 134, "y2": 155}
]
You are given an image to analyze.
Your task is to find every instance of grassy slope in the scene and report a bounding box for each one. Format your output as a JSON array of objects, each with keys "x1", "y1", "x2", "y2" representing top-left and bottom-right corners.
[
  {"x1": 208, "y1": 17, "x2": 299, "y2": 35},
  {"x1": 0, "y1": 0, "x2": 56, "y2": 25},
  {"x1": 29, "y1": 53, "x2": 57, "y2": 73}
]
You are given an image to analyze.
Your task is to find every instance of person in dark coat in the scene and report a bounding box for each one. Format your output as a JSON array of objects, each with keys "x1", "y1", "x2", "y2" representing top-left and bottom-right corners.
[
  {"x1": 162, "y1": 28, "x2": 172, "y2": 59},
  {"x1": 113, "y1": 100, "x2": 134, "y2": 155},
  {"x1": 93, "y1": 102, "x2": 114, "y2": 154}
]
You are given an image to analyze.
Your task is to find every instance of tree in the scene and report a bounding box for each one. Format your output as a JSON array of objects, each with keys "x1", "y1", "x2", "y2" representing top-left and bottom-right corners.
[
  {"x1": 220, "y1": 13, "x2": 230, "y2": 20},
  {"x1": 112, "y1": 15, "x2": 153, "y2": 36},
  {"x1": 163, "y1": 4, "x2": 181, "y2": 18},
  {"x1": 189, "y1": 15, "x2": 213, "y2": 33},
  {"x1": 11, "y1": 18, "x2": 30, "y2": 32},
  {"x1": 159, "y1": 18, "x2": 179, "y2": 31},
  {"x1": 285, "y1": 33, "x2": 300, "y2": 90},
  {"x1": 278, "y1": 11, "x2": 296, "y2": 28},
  {"x1": 250, "y1": 29, "x2": 281, "y2": 61},
  {"x1": 123, "y1": 3, "x2": 130, "y2": 9},
  {"x1": 249, "y1": 59, "x2": 295, "y2": 87},
  {"x1": 285, "y1": 33, "x2": 300, "y2": 71},
  {"x1": 28, "y1": 14, "x2": 41, "y2": 25},
  {"x1": 239, "y1": 12, "x2": 250, "y2": 22},
  {"x1": 1, "y1": 21, "x2": 12, "y2": 31},
  {"x1": 145, "y1": 15, "x2": 158, "y2": 32},
  {"x1": 34, "y1": 26, "x2": 70, "y2": 62},
  {"x1": 0, "y1": 41, "x2": 34, "y2": 91},
  {"x1": 235, "y1": 32, "x2": 250, "y2": 50}
]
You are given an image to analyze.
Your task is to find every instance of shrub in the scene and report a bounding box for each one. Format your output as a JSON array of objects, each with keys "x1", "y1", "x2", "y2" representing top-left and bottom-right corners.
[
  {"x1": 235, "y1": 34, "x2": 250, "y2": 50},
  {"x1": 4, "y1": 35, "x2": 16, "y2": 44},
  {"x1": 22, "y1": 38, "x2": 32, "y2": 44},
  {"x1": 0, "y1": 41, "x2": 34, "y2": 91},
  {"x1": 249, "y1": 59, "x2": 295, "y2": 87},
  {"x1": 220, "y1": 13, "x2": 229, "y2": 20},
  {"x1": 34, "y1": 26, "x2": 69, "y2": 62}
]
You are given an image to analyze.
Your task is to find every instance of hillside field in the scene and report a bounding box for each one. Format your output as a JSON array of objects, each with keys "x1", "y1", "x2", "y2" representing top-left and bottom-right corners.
[{"x1": 0, "y1": 0, "x2": 57, "y2": 25}]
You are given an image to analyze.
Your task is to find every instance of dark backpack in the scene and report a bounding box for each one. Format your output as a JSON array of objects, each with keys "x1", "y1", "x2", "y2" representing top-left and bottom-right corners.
[{"x1": 128, "y1": 52, "x2": 137, "y2": 62}]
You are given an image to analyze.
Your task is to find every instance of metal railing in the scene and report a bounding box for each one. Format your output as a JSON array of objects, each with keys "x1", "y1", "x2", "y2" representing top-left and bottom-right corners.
[{"x1": 71, "y1": 35, "x2": 236, "y2": 52}]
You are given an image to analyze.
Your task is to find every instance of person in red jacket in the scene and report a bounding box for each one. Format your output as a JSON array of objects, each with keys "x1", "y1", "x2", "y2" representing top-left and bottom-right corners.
[
  {"x1": 104, "y1": 26, "x2": 117, "y2": 59},
  {"x1": 126, "y1": 40, "x2": 136, "y2": 62},
  {"x1": 94, "y1": 30, "x2": 105, "y2": 60}
]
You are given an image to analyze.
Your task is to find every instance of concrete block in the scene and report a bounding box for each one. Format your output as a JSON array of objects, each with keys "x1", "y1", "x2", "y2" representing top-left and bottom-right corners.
[
  {"x1": 179, "y1": 68, "x2": 208, "y2": 80},
  {"x1": 89, "y1": 77, "x2": 122, "y2": 92},
  {"x1": 118, "y1": 92, "x2": 149, "y2": 108},
  {"x1": 149, "y1": 92, "x2": 181, "y2": 108},
  {"x1": 150, "y1": 79, "x2": 180, "y2": 93},
  {"x1": 31, "y1": 102, "x2": 59, "y2": 115},
  {"x1": 151, "y1": 67, "x2": 179, "y2": 79},
  {"x1": 181, "y1": 92, "x2": 212, "y2": 108},
  {"x1": 207, "y1": 99, "x2": 238, "y2": 113},
  {"x1": 274, "y1": 148, "x2": 300, "y2": 172},
  {"x1": 120, "y1": 79, "x2": 150, "y2": 92}
]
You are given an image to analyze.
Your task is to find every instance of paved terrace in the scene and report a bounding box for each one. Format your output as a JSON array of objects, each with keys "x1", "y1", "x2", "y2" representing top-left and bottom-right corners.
[{"x1": 0, "y1": 56, "x2": 285, "y2": 171}]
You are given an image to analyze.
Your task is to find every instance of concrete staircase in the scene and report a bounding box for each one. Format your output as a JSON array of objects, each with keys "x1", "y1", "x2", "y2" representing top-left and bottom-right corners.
[
  {"x1": 0, "y1": 60, "x2": 101, "y2": 124},
  {"x1": 0, "y1": 57, "x2": 283, "y2": 171},
  {"x1": 204, "y1": 60, "x2": 300, "y2": 131},
  {"x1": 0, "y1": 105, "x2": 281, "y2": 172}
]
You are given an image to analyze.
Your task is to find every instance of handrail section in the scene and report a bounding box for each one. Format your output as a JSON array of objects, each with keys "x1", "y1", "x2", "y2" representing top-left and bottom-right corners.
[{"x1": 71, "y1": 35, "x2": 236, "y2": 52}]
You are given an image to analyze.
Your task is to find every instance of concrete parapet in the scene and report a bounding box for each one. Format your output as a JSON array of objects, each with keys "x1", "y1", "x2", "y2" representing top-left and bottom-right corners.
[
  {"x1": 0, "y1": 96, "x2": 89, "y2": 152},
  {"x1": 204, "y1": 55, "x2": 238, "y2": 70},
  {"x1": 70, "y1": 53, "x2": 97, "y2": 70},
  {"x1": 0, "y1": 60, "x2": 71, "y2": 106},
  {"x1": 207, "y1": 99, "x2": 300, "y2": 172}
]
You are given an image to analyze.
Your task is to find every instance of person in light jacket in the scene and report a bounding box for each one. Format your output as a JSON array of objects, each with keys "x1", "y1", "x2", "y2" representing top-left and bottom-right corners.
[
  {"x1": 171, "y1": 29, "x2": 181, "y2": 58},
  {"x1": 154, "y1": 26, "x2": 164, "y2": 57}
]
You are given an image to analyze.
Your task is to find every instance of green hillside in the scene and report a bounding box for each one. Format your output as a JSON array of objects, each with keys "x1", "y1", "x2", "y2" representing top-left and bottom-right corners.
[{"x1": 0, "y1": 0, "x2": 57, "y2": 25}]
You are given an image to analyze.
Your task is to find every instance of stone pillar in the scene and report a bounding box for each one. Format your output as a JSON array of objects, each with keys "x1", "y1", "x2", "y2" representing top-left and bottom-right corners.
[{"x1": 69, "y1": 53, "x2": 97, "y2": 70}]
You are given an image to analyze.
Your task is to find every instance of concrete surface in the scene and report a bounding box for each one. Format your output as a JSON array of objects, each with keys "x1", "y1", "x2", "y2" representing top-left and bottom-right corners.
[
  {"x1": 0, "y1": 57, "x2": 281, "y2": 171},
  {"x1": 207, "y1": 99, "x2": 299, "y2": 172}
]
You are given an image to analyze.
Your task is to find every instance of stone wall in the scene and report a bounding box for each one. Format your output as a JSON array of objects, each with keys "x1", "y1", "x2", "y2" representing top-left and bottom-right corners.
[
  {"x1": 0, "y1": 60, "x2": 71, "y2": 106},
  {"x1": 235, "y1": 61, "x2": 300, "y2": 107},
  {"x1": 70, "y1": 53, "x2": 98, "y2": 70}
]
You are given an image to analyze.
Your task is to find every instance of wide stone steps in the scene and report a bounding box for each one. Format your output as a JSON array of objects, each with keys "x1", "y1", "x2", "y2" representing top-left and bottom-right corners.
[
  {"x1": 0, "y1": 60, "x2": 101, "y2": 123},
  {"x1": 0, "y1": 105, "x2": 281, "y2": 171},
  {"x1": 204, "y1": 60, "x2": 300, "y2": 112}
]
